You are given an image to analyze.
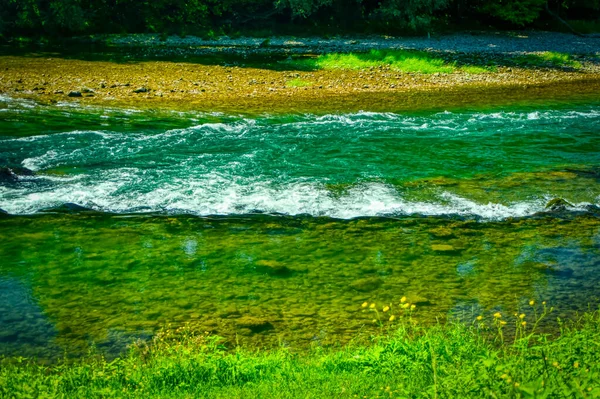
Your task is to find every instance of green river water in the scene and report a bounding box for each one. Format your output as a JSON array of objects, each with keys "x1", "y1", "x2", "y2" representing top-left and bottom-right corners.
[{"x1": 1, "y1": 93, "x2": 599, "y2": 360}]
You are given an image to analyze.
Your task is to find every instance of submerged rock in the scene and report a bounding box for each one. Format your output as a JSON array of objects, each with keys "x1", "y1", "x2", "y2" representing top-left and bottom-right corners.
[
  {"x1": 236, "y1": 316, "x2": 273, "y2": 333},
  {"x1": 564, "y1": 167, "x2": 600, "y2": 180},
  {"x1": 429, "y1": 226, "x2": 456, "y2": 239},
  {"x1": 585, "y1": 204, "x2": 600, "y2": 215},
  {"x1": 133, "y1": 87, "x2": 149, "y2": 93},
  {"x1": 255, "y1": 260, "x2": 293, "y2": 276},
  {"x1": 431, "y1": 244, "x2": 456, "y2": 252},
  {"x1": 350, "y1": 277, "x2": 383, "y2": 292},
  {"x1": 67, "y1": 91, "x2": 82, "y2": 97},
  {"x1": 0, "y1": 167, "x2": 16, "y2": 182},
  {"x1": 217, "y1": 305, "x2": 241, "y2": 319},
  {"x1": 40, "y1": 203, "x2": 94, "y2": 213},
  {"x1": 0, "y1": 166, "x2": 34, "y2": 182},
  {"x1": 404, "y1": 294, "x2": 433, "y2": 306},
  {"x1": 545, "y1": 198, "x2": 573, "y2": 212}
]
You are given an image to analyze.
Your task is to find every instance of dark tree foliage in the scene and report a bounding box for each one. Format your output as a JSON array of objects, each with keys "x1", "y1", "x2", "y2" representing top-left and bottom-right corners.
[
  {"x1": 481, "y1": 0, "x2": 547, "y2": 25},
  {"x1": 0, "y1": 0, "x2": 598, "y2": 37}
]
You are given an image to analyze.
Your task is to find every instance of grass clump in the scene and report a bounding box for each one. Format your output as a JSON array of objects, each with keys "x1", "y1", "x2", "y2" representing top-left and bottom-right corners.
[
  {"x1": 283, "y1": 49, "x2": 490, "y2": 74},
  {"x1": 516, "y1": 51, "x2": 582, "y2": 69},
  {"x1": 1, "y1": 302, "x2": 600, "y2": 398},
  {"x1": 286, "y1": 78, "x2": 311, "y2": 88}
]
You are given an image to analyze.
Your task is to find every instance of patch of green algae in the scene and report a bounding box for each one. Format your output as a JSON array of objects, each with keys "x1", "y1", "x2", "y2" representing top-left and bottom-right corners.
[{"x1": 1, "y1": 212, "x2": 599, "y2": 359}]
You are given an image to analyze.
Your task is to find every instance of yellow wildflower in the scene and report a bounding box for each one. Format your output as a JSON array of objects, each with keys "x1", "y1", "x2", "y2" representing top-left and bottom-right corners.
[
  {"x1": 410, "y1": 304, "x2": 416, "y2": 310},
  {"x1": 362, "y1": 302, "x2": 368, "y2": 308},
  {"x1": 500, "y1": 321, "x2": 507, "y2": 325},
  {"x1": 389, "y1": 315, "x2": 396, "y2": 322},
  {"x1": 401, "y1": 303, "x2": 410, "y2": 309},
  {"x1": 574, "y1": 362, "x2": 579, "y2": 368},
  {"x1": 514, "y1": 382, "x2": 520, "y2": 388},
  {"x1": 400, "y1": 296, "x2": 407, "y2": 303},
  {"x1": 521, "y1": 321, "x2": 526, "y2": 327},
  {"x1": 476, "y1": 315, "x2": 483, "y2": 321},
  {"x1": 369, "y1": 303, "x2": 376, "y2": 309},
  {"x1": 493, "y1": 312, "x2": 502, "y2": 318},
  {"x1": 529, "y1": 300, "x2": 535, "y2": 306},
  {"x1": 383, "y1": 306, "x2": 390, "y2": 312},
  {"x1": 519, "y1": 313, "x2": 525, "y2": 319}
]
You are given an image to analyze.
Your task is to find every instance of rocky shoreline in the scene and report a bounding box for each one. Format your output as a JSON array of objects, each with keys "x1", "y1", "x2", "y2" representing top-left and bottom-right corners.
[
  {"x1": 1, "y1": 32, "x2": 600, "y2": 113},
  {"x1": 98, "y1": 31, "x2": 600, "y2": 56}
]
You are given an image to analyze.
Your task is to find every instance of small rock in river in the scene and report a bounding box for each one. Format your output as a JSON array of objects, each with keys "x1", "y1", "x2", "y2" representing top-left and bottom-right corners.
[
  {"x1": 406, "y1": 294, "x2": 433, "y2": 306},
  {"x1": 255, "y1": 260, "x2": 292, "y2": 276},
  {"x1": 431, "y1": 244, "x2": 456, "y2": 252},
  {"x1": 133, "y1": 87, "x2": 149, "y2": 93},
  {"x1": 236, "y1": 316, "x2": 273, "y2": 333},
  {"x1": 67, "y1": 91, "x2": 82, "y2": 97},
  {"x1": 0, "y1": 166, "x2": 34, "y2": 182},
  {"x1": 350, "y1": 277, "x2": 383, "y2": 292},
  {"x1": 545, "y1": 198, "x2": 573, "y2": 211}
]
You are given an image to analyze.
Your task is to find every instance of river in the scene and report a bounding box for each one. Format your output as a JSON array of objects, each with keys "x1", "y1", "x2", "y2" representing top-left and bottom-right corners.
[{"x1": 1, "y1": 93, "x2": 599, "y2": 359}]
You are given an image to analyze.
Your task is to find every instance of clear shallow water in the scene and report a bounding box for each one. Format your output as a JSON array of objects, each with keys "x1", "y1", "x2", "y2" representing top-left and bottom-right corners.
[{"x1": 1, "y1": 95, "x2": 600, "y2": 359}]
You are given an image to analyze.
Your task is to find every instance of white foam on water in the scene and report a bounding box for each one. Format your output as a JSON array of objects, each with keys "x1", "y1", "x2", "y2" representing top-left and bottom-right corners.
[
  {"x1": 0, "y1": 177, "x2": 595, "y2": 220},
  {"x1": 2, "y1": 105, "x2": 599, "y2": 219}
]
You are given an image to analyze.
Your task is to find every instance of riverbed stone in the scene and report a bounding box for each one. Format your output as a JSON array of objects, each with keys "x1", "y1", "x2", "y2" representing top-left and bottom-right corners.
[
  {"x1": 429, "y1": 226, "x2": 456, "y2": 239},
  {"x1": 255, "y1": 260, "x2": 292, "y2": 276},
  {"x1": 0, "y1": 166, "x2": 34, "y2": 182},
  {"x1": 67, "y1": 91, "x2": 82, "y2": 97},
  {"x1": 545, "y1": 198, "x2": 573, "y2": 211},
  {"x1": 349, "y1": 277, "x2": 383, "y2": 292},
  {"x1": 406, "y1": 294, "x2": 433, "y2": 306},
  {"x1": 431, "y1": 244, "x2": 456, "y2": 252},
  {"x1": 236, "y1": 316, "x2": 273, "y2": 333},
  {"x1": 217, "y1": 305, "x2": 241, "y2": 319}
]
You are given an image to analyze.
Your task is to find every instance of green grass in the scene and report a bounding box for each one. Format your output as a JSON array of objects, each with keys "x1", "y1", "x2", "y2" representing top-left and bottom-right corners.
[
  {"x1": 515, "y1": 51, "x2": 582, "y2": 69},
  {"x1": 282, "y1": 49, "x2": 491, "y2": 74},
  {"x1": 286, "y1": 78, "x2": 311, "y2": 88},
  {"x1": 2, "y1": 307, "x2": 600, "y2": 398}
]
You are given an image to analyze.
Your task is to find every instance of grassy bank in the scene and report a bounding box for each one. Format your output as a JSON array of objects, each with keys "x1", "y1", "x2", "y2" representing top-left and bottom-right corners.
[
  {"x1": 2, "y1": 306, "x2": 600, "y2": 398},
  {"x1": 281, "y1": 50, "x2": 584, "y2": 74},
  {"x1": 281, "y1": 50, "x2": 492, "y2": 74}
]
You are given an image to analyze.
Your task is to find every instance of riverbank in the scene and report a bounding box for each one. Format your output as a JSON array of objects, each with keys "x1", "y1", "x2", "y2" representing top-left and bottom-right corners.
[
  {"x1": 1, "y1": 32, "x2": 600, "y2": 113},
  {"x1": 96, "y1": 31, "x2": 600, "y2": 56},
  {"x1": 2, "y1": 309, "x2": 599, "y2": 398}
]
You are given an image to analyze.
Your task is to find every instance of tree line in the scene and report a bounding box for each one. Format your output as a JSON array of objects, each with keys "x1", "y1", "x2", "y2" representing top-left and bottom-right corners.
[{"x1": 0, "y1": 0, "x2": 598, "y2": 37}]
